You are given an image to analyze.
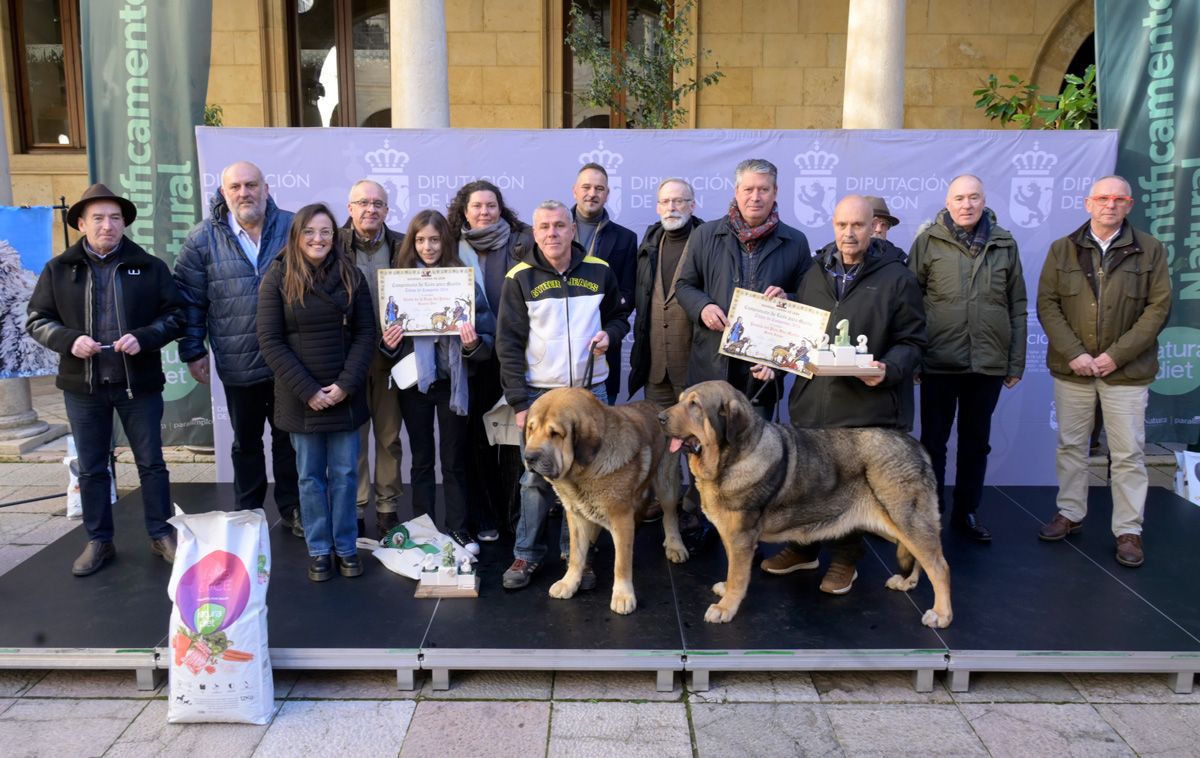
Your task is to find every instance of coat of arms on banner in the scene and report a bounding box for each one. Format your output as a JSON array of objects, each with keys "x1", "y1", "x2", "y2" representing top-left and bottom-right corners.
[
  {"x1": 793, "y1": 142, "x2": 839, "y2": 227},
  {"x1": 579, "y1": 142, "x2": 624, "y2": 219},
  {"x1": 364, "y1": 139, "x2": 410, "y2": 223},
  {"x1": 1009, "y1": 142, "x2": 1058, "y2": 229}
]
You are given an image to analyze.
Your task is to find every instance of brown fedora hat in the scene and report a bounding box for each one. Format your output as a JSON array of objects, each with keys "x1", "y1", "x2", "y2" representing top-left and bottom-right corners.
[
  {"x1": 67, "y1": 183, "x2": 138, "y2": 229},
  {"x1": 864, "y1": 195, "x2": 900, "y2": 227}
]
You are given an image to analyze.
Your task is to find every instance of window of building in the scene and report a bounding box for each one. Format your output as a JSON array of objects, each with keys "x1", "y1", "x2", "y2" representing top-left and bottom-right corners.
[
  {"x1": 8, "y1": 0, "x2": 85, "y2": 150},
  {"x1": 289, "y1": 0, "x2": 391, "y2": 127},
  {"x1": 563, "y1": 0, "x2": 662, "y2": 128}
]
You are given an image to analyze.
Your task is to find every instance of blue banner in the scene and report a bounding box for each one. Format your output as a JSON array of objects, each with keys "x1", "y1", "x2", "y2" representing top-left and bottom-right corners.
[{"x1": 0, "y1": 206, "x2": 56, "y2": 378}]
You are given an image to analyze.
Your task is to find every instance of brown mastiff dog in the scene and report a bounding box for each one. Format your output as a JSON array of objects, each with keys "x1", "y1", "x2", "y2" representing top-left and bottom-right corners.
[
  {"x1": 523, "y1": 388, "x2": 687, "y2": 614},
  {"x1": 660, "y1": 380, "x2": 953, "y2": 628}
]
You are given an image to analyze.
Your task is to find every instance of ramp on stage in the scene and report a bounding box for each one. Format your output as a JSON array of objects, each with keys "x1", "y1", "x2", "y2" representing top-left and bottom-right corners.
[{"x1": 0, "y1": 484, "x2": 1196, "y2": 693}]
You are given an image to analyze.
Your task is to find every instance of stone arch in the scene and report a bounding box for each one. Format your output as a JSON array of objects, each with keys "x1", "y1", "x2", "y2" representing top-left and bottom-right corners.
[{"x1": 1029, "y1": 0, "x2": 1095, "y2": 93}]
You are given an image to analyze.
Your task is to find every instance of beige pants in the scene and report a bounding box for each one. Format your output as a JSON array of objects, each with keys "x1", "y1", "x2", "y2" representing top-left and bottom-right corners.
[
  {"x1": 357, "y1": 357, "x2": 404, "y2": 516},
  {"x1": 1053, "y1": 377, "x2": 1148, "y2": 536}
]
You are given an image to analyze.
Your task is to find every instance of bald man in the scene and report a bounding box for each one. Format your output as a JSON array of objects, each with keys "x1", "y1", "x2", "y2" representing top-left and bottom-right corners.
[
  {"x1": 765, "y1": 195, "x2": 926, "y2": 594},
  {"x1": 175, "y1": 161, "x2": 301, "y2": 531}
]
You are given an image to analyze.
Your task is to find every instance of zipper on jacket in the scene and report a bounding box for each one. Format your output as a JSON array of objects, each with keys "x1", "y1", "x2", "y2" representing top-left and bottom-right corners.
[
  {"x1": 562, "y1": 273, "x2": 575, "y2": 387},
  {"x1": 112, "y1": 262, "x2": 134, "y2": 399},
  {"x1": 83, "y1": 264, "x2": 95, "y2": 393}
]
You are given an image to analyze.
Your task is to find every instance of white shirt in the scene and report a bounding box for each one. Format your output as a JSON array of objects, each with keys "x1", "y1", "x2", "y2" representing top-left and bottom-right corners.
[
  {"x1": 228, "y1": 212, "x2": 260, "y2": 265},
  {"x1": 1089, "y1": 225, "x2": 1120, "y2": 254}
]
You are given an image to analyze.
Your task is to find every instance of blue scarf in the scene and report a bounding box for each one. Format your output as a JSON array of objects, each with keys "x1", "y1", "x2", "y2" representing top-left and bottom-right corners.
[{"x1": 412, "y1": 261, "x2": 469, "y2": 416}]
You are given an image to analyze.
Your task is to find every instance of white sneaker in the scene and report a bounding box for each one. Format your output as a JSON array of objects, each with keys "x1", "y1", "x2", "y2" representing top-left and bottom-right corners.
[{"x1": 450, "y1": 530, "x2": 481, "y2": 556}]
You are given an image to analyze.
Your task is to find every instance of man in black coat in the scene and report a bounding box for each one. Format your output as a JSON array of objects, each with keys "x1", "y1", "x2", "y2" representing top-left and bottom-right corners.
[
  {"x1": 763, "y1": 195, "x2": 926, "y2": 591},
  {"x1": 572, "y1": 162, "x2": 637, "y2": 403},
  {"x1": 27, "y1": 183, "x2": 186, "y2": 576},
  {"x1": 674, "y1": 159, "x2": 812, "y2": 418}
]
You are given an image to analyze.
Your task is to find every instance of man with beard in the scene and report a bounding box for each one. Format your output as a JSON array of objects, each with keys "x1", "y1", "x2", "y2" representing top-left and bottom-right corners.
[
  {"x1": 675, "y1": 159, "x2": 811, "y2": 419},
  {"x1": 762, "y1": 195, "x2": 925, "y2": 591},
  {"x1": 337, "y1": 179, "x2": 406, "y2": 536},
  {"x1": 572, "y1": 163, "x2": 637, "y2": 403},
  {"x1": 175, "y1": 161, "x2": 301, "y2": 532}
]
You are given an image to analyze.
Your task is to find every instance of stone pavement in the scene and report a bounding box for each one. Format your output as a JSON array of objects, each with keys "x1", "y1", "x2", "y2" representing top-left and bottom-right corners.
[{"x1": 1, "y1": 460, "x2": 1199, "y2": 756}]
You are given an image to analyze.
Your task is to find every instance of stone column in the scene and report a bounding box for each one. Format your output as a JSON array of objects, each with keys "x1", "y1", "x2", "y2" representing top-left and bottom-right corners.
[
  {"x1": 390, "y1": 0, "x2": 450, "y2": 128},
  {"x1": 842, "y1": 0, "x2": 906, "y2": 128}
]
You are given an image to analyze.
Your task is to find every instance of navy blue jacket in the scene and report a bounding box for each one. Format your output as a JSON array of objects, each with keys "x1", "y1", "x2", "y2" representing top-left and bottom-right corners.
[
  {"x1": 174, "y1": 192, "x2": 294, "y2": 386},
  {"x1": 572, "y1": 205, "x2": 637, "y2": 308}
]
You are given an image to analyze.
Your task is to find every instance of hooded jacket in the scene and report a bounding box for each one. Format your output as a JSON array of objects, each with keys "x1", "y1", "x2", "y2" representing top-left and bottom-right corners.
[
  {"x1": 496, "y1": 240, "x2": 630, "y2": 412},
  {"x1": 27, "y1": 237, "x2": 185, "y2": 396},
  {"x1": 674, "y1": 216, "x2": 812, "y2": 386},
  {"x1": 174, "y1": 192, "x2": 295, "y2": 386},
  {"x1": 256, "y1": 251, "x2": 375, "y2": 434},
  {"x1": 907, "y1": 211, "x2": 1027, "y2": 377},
  {"x1": 788, "y1": 240, "x2": 926, "y2": 430},
  {"x1": 1037, "y1": 220, "x2": 1171, "y2": 385}
]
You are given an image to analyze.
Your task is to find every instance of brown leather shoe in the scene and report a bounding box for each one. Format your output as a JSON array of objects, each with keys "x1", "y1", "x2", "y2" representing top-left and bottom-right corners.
[
  {"x1": 376, "y1": 510, "x2": 399, "y2": 536},
  {"x1": 819, "y1": 562, "x2": 858, "y2": 595},
  {"x1": 72, "y1": 540, "x2": 115, "y2": 576},
  {"x1": 760, "y1": 544, "x2": 821, "y2": 575},
  {"x1": 1038, "y1": 513, "x2": 1082, "y2": 541},
  {"x1": 150, "y1": 533, "x2": 177, "y2": 564},
  {"x1": 1115, "y1": 534, "x2": 1144, "y2": 567}
]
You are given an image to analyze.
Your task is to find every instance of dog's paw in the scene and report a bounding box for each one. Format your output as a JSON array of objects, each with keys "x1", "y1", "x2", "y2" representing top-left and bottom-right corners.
[
  {"x1": 886, "y1": 573, "x2": 918, "y2": 592},
  {"x1": 610, "y1": 590, "x2": 637, "y2": 615},
  {"x1": 921, "y1": 609, "x2": 952, "y2": 628},
  {"x1": 664, "y1": 540, "x2": 690, "y2": 564},
  {"x1": 704, "y1": 603, "x2": 735, "y2": 623},
  {"x1": 711, "y1": 581, "x2": 726, "y2": 597},
  {"x1": 549, "y1": 579, "x2": 579, "y2": 600}
]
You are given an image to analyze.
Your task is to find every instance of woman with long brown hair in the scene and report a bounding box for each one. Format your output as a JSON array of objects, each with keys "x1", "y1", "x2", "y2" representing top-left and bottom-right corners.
[
  {"x1": 257, "y1": 203, "x2": 375, "y2": 582},
  {"x1": 381, "y1": 209, "x2": 495, "y2": 554}
]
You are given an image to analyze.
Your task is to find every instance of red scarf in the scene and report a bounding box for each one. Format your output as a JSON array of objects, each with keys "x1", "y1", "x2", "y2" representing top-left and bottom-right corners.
[{"x1": 727, "y1": 200, "x2": 780, "y2": 252}]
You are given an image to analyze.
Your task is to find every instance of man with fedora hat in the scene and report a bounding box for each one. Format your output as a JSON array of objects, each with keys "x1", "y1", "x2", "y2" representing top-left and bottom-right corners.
[
  {"x1": 864, "y1": 195, "x2": 908, "y2": 262},
  {"x1": 27, "y1": 183, "x2": 185, "y2": 576}
]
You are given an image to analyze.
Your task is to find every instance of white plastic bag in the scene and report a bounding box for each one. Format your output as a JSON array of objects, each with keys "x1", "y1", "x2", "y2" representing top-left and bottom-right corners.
[
  {"x1": 1183, "y1": 451, "x2": 1200, "y2": 507},
  {"x1": 482, "y1": 395, "x2": 520, "y2": 446},
  {"x1": 369, "y1": 513, "x2": 476, "y2": 579},
  {"x1": 63, "y1": 435, "x2": 116, "y2": 520},
  {"x1": 166, "y1": 508, "x2": 274, "y2": 724}
]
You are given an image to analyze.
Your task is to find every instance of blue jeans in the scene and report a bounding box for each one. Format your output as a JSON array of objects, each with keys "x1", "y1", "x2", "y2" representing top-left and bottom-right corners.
[
  {"x1": 63, "y1": 387, "x2": 172, "y2": 542},
  {"x1": 513, "y1": 384, "x2": 607, "y2": 563},
  {"x1": 291, "y1": 430, "x2": 360, "y2": 558}
]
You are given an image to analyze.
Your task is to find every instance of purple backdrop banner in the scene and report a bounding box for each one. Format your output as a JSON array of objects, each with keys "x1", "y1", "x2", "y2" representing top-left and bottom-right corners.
[{"x1": 196, "y1": 127, "x2": 1118, "y2": 486}]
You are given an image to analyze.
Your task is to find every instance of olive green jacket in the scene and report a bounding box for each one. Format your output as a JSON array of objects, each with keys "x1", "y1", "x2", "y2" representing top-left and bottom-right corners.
[
  {"x1": 1036, "y1": 221, "x2": 1171, "y2": 385},
  {"x1": 907, "y1": 214, "x2": 1027, "y2": 377}
]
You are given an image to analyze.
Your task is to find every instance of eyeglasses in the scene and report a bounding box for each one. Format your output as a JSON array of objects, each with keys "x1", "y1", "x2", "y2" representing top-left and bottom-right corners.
[
  {"x1": 302, "y1": 228, "x2": 334, "y2": 240},
  {"x1": 657, "y1": 197, "x2": 694, "y2": 207},
  {"x1": 350, "y1": 199, "x2": 387, "y2": 210},
  {"x1": 1088, "y1": 195, "x2": 1133, "y2": 206}
]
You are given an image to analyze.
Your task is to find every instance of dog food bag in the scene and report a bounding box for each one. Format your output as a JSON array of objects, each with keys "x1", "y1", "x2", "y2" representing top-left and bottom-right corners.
[{"x1": 166, "y1": 508, "x2": 274, "y2": 724}]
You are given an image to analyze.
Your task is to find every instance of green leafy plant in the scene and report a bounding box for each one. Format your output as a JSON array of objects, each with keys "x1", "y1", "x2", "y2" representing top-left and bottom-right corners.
[
  {"x1": 203, "y1": 104, "x2": 224, "y2": 127},
  {"x1": 566, "y1": 0, "x2": 723, "y2": 129},
  {"x1": 972, "y1": 64, "x2": 1096, "y2": 129}
]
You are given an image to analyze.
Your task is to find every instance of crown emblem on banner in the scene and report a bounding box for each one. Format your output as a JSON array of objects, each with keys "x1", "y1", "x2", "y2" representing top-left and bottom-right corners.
[
  {"x1": 579, "y1": 142, "x2": 623, "y2": 172},
  {"x1": 1011, "y1": 142, "x2": 1057, "y2": 175},
  {"x1": 364, "y1": 140, "x2": 410, "y2": 174},
  {"x1": 794, "y1": 142, "x2": 839, "y2": 174}
]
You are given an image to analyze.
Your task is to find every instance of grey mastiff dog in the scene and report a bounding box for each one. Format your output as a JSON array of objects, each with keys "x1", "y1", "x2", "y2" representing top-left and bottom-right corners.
[{"x1": 660, "y1": 380, "x2": 953, "y2": 628}]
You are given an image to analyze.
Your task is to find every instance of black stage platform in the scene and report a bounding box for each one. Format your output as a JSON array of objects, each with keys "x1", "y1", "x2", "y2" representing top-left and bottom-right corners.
[{"x1": 1, "y1": 483, "x2": 1196, "y2": 693}]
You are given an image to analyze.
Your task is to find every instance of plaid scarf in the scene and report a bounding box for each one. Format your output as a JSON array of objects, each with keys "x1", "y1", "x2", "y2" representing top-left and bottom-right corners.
[
  {"x1": 937, "y1": 207, "x2": 992, "y2": 258},
  {"x1": 727, "y1": 200, "x2": 780, "y2": 252}
]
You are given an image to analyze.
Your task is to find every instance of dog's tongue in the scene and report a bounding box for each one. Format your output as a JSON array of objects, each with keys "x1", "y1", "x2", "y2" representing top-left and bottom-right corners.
[{"x1": 668, "y1": 437, "x2": 683, "y2": 453}]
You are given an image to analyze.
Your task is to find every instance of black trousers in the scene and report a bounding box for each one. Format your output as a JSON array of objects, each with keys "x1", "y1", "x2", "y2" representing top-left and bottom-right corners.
[
  {"x1": 919, "y1": 373, "x2": 1005, "y2": 517},
  {"x1": 465, "y1": 357, "x2": 522, "y2": 532},
  {"x1": 399, "y1": 379, "x2": 469, "y2": 532},
  {"x1": 225, "y1": 380, "x2": 300, "y2": 519}
]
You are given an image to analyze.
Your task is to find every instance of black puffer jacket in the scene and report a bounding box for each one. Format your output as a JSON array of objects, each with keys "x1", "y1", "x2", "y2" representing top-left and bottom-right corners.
[
  {"x1": 256, "y1": 252, "x2": 375, "y2": 434},
  {"x1": 674, "y1": 217, "x2": 812, "y2": 385},
  {"x1": 174, "y1": 193, "x2": 294, "y2": 385},
  {"x1": 26, "y1": 237, "x2": 185, "y2": 396},
  {"x1": 788, "y1": 240, "x2": 926, "y2": 430}
]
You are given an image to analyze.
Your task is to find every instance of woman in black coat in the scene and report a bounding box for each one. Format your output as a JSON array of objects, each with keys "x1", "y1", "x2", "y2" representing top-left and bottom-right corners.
[
  {"x1": 257, "y1": 203, "x2": 375, "y2": 582},
  {"x1": 381, "y1": 209, "x2": 496, "y2": 554}
]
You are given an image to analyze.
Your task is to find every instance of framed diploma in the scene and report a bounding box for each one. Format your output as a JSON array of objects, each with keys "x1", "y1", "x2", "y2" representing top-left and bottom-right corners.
[
  {"x1": 718, "y1": 288, "x2": 830, "y2": 379},
  {"x1": 377, "y1": 267, "x2": 475, "y2": 336}
]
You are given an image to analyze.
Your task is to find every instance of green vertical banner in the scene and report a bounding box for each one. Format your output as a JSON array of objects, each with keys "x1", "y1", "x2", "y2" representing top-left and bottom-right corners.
[
  {"x1": 1097, "y1": 0, "x2": 1200, "y2": 444},
  {"x1": 81, "y1": 0, "x2": 214, "y2": 446}
]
